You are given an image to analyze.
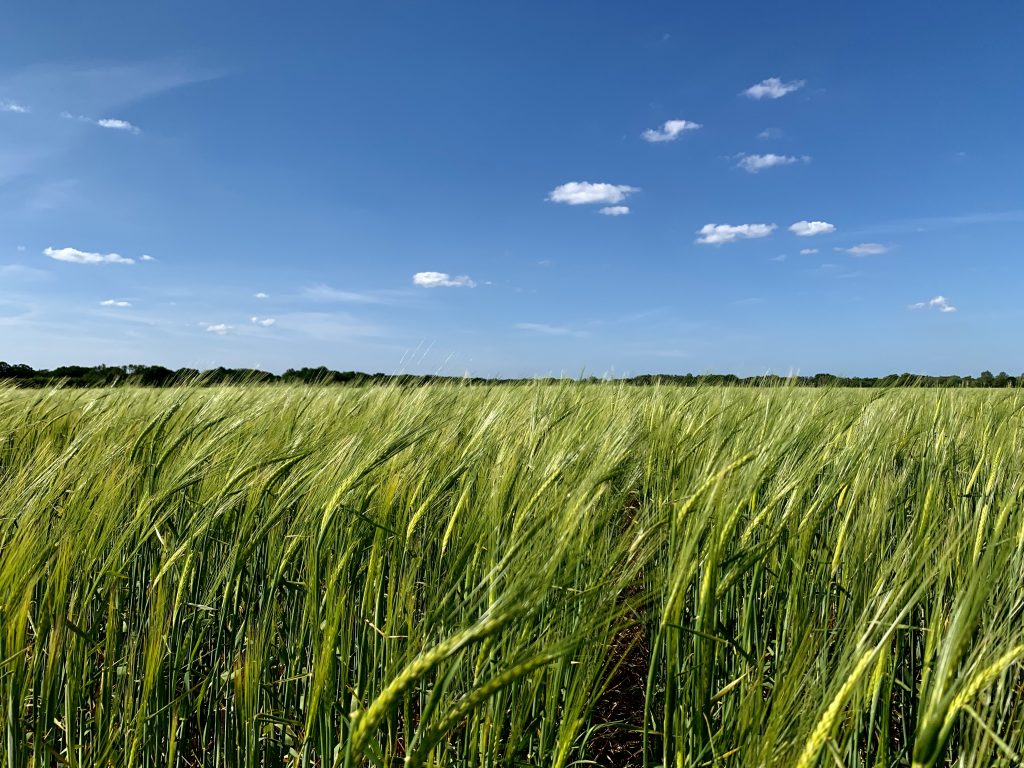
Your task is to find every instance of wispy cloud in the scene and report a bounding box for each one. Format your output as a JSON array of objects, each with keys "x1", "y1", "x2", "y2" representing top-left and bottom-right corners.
[
  {"x1": 413, "y1": 272, "x2": 476, "y2": 288},
  {"x1": 909, "y1": 296, "x2": 957, "y2": 313},
  {"x1": 205, "y1": 323, "x2": 232, "y2": 335},
  {"x1": 0, "y1": 100, "x2": 29, "y2": 113},
  {"x1": 96, "y1": 118, "x2": 140, "y2": 134},
  {"x1": 43, "y1": 246, "x2": 134, "y2": 265},
  {"x1": 743, "y1": 77, "x2": 806, "y2": 100},
  {"x1": 251, "y1": 316, "x2": 276, "y2": 327},
  {"x1": 0, "y1": 264, "x2": 48, "y2": 281},
  {"x1": 0, "y1": 60, "x2": 219, "y2": 184},
  {"x1": 254, "y1": 292, "x2": 269, "y2": 299},
  {"x1": 514, "y1": 322, "x2": 588, "y2": 338},
  {"x1": 758, "y1": 127, "x2": 783, "y2": 139},
  {"x1": 843, "y1": 243, "x2": 889, "y2": 256},
  {"x1": 789, "y1": 220, "x2": 835, "y2": 237},
  {"x1": 140, "y1": 254, "x2": 156, "y2": 262},
  {"x1": 61, "y1": 112, "x2": 141, "y2": 134},
  {"x1": 800, "y1": 248, "x2": 818, "y2": 255},
  {"x1": 547, "y1": 182, "x2": 638, "y2": 206},
  {"x1": 737, "y1": 153, "x2": 809, "y2": 173},
  {"x1": 100, "y1": 299, "x2": 131, "y2": 307},
  {"x1": 302, "y1": 284, "x2": 384, "y2": 302},
  {"x1": 642, "y1": 119, "x2": 701, "y2": 143},
  {"x1": 696, "y1": 223, "x2": 776, "y2": 245},
  {"x1": 599, "y1": 205, "x2": 630, "y2": 216},
  {"x1": 272, "y1": 312, "x2": 385, "y2": 340}
]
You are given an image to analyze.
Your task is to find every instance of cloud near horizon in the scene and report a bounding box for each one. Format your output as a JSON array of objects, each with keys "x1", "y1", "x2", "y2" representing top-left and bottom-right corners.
[
  {"x1": 696, "y1": 223, "x2": 777, "y2": 245},
  {"x1": 413, "y1": 271, "x2": 476, "y2": 288},
  {"x1": 100, "y1": 299, "x2": 131, "y2": 307},
  {"x1": 547, "y1": 182, "x2": 638, "y2": 206},
  {"x1": 44, "y1": 246, "x2": 134, "y2": 265},
  {"x1": 514, "y1": 322, "x2": 588, "y2": 338}
]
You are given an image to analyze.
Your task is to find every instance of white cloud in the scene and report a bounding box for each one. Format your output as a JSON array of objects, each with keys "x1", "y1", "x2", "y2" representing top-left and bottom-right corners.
[
  {"x1": 96, "y1": 118, "x2": 141, "y2": 134},
  {"x1": 800, "y1": 248, "x2": 819, "y2": 255},
  {"x1": 599, "y1": 205, "x2": 630, "y2": 216},
  {"x1": 140, "y1": 254, "x2": 155, "y2": 262},
  {"x1": 737, "y1": 153, "x2": 809, "y2": 173},
  {"x1": 251, "y1": 316, "x2": 276, "y2": 327},
  {"x1": 843, "y1": 243, "x2": 889, "y2": 256},
  {"x1": 547, "y1": 181, "x2": 638, "y2": 206},
  {"x1": 770, "y1": 254, "x2": 787, "y2": 262},
  {"x1": 43, "y1": 246, "x2": 134, "y2": 265},
  {"x1": 696, "y1": 223, "x2": 777, "y2": 245},
  {"x1": 100, "y1": 299, "x2": 131, "y2": 307},
  {"x1": 758, "y1": 127, "x2": 783, "y2": 139},
  {"x1": 254, "y1": 292, "x2": 269, "y2": 299},
  {"x1": 514, "y1": 322, "x2": 588, "y2": 338},
  {"x1": 16, "y1": 245, "x2": 26, "y2": 251},
  {"x1": 642, "y1": 119, "x2": 701, "y2": 143},
  {"x1": 205, "y1": 323, "x2": 232, "y2": 335},
  {"x1": 909, "y1": 296, "x2": 957, "y2": 313},
  {"x1": 413, "y1": 271, "x2": 476, "y2": 288},
  {"x1": 743, "y1": 77, "x2": 806, "y2": 100},
  {"x1": 1, "y1": 100, "x2": 29, "y2": 113},
  {"x1": 789, "y1": 220, "x2": 836, "y2": 237}
]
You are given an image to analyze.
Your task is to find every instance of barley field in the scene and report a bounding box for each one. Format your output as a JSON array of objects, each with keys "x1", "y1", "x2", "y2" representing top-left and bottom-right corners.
[{"x1": 1, "y1": 384, "x2": 1023, "y2": 767}]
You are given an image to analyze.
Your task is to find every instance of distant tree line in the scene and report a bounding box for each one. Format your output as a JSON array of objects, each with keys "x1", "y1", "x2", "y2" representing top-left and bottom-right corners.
[{"x1": 1, "y1": 362, "x2": 1022, "y2": 388}]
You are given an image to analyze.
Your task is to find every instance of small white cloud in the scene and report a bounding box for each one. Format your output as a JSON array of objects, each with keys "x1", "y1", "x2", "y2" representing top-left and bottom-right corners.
[
  {"x1": 251, "y1": 316, "x2": 276, "y2": 327},
  {"x1": 254, "y1": 292, "x2": 269, "y2": 299},
  {"x1": 789, "y1": 220, "x2": 836, "y2": 237},
  {"x1": 642, "y1": 119, "x2": 701, "y2": 143},
  {"x1": 909, "y1": 296, "x2": 957, "y2": 313},
  {"x1": 140, "y1": 254, "x2": 155, "y2": 262},
  {"x1": 599, "y1": 205, "x2": 630, "y2": 216},
  {"x1": 744, "y1": 77, "x2": 806, "y2": 100},
  {"x1": 758, "y1": 127, "x2": 783, "y2": 140},
  {"x1": 16, "y1": 245, "x2": 26, "y2": 252},
  {"x1": 1, "y1": 100, "x2": 29, "y2": 114},
  {"x1": 96, "y1": 118, "x2": 141, "y2": 134},
  {"x1": 770, "y1": 254, "x2": 787, "y2": 262},
  {"x1": 205, "y1": 323, "x2": 232, "y2": 335},
  {"x1": 799, "y1": 248, "x2": 819, "y2": 255},
  {"x1": 100, "y1": 299, "x2": 131, "y2": 307},
  {"x1": 737, "y1": 153, "x2": 809, "y2": 173},
  {"x1": 547, "y1": 181, "x2": 638, "y2": 206},
  {"x1": 696, "y1": 223, "x2": 777, "y2": 245},
  {"x1": 844, "y1": 243, "x2": 889, "y2": 256},
  {"x1": 43, "y1": 246, "x2": 134, "y2": 265},
  {"x1": 413, "y1": 271, "x2": 476, "y2": 288}
]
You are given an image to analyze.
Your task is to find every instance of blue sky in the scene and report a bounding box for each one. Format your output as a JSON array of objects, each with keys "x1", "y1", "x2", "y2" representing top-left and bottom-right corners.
[{"x1": 2, "y1": 2, "x2": 1023, "y2": 377}]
